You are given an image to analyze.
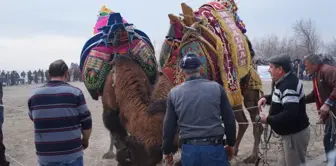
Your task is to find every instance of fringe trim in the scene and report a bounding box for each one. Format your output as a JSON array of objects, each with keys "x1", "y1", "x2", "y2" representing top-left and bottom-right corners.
[{"x1": 212, "y1": 9, "x2": 243, "y2": 107}]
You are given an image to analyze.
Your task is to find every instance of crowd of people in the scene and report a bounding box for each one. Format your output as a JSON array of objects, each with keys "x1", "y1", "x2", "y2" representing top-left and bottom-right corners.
[
  {"x1": 0, "y1": 54, "x2": 335, "y2": 166},
  {"x1": 0, "y1": 70, "x2": 49, "y2": 86},
  {"x1": 0, "y1": 63, "x2": 82, "y2": 87}
]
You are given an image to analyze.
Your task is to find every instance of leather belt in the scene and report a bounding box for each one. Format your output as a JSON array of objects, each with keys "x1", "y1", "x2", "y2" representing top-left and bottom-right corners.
[{"x1": 182, "y1": 136, "x2": 224, "y2": 145}]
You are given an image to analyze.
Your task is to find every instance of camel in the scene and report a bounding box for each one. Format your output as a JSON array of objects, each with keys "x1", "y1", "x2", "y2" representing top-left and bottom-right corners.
[
  {"x1": 155, "y1": 2, "x2": 264, "y2": 163},
  {"x1": 79, "y1": 7, "x2": 166, "y2": 165},
  {"x1": 100, "y1": 55, "x2": 179, "y2": 166},
  {"x1": 80, "y1": 2, "x2": 264, "y2": 165},
  {"x1": 69, "y1": 63, "x2": 82, "y2": 82}
]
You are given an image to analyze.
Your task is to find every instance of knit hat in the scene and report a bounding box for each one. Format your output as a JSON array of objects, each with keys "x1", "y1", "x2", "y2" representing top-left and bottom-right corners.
[{"x1": 179, "y1": 53, "x2": 201, "y2": 70}]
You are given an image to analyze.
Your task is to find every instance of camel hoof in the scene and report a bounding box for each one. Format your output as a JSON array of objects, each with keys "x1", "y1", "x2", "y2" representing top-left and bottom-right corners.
[
  {"x1": 102, "y1": 151, "x2": 115, "y2": 159},
  {"x1": 243, "y1": 154, "x2": 259, "y2": 164}
]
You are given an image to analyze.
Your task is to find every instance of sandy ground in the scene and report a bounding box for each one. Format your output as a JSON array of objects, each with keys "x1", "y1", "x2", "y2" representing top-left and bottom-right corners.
[{"x1": 1, "y1": 80, "x2": 326, "y2": 166}]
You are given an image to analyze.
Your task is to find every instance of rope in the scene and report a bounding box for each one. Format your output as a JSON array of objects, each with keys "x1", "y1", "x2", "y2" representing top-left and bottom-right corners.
[
  {"x1": 5, "y1": 153, "x2": 24, "y2": 166},
  {"x1": 256, "y1": 123, "x2": 272, "y2": 166},
  {"x1": 307, "y1": 123, "x2": 323, "y2": 156},
  {"x1": 234, "y1": 105, "x2": 259, "y2": 112}
]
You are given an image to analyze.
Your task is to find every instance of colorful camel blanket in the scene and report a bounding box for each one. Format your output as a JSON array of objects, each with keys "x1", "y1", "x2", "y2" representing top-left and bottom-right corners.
[
  {"x1": 160, "y1": 1, "x2": 251, "y2": 107},
  {"x1": 80, "y1": 6, "x2": 157, "y2": 100}
]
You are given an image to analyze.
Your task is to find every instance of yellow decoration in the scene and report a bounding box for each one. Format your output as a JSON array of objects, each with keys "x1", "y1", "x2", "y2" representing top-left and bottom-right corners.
[{"x1": 99, "y1": 5, "x2": 113, "y2": 15}]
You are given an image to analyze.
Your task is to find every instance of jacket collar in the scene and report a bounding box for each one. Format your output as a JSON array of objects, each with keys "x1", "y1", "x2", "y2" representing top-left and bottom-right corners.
[
  {"x1": 313, "y1": 64, "x2": 324, "y2": 77},
  {"x1": 185, "y1": 75, "x2": 202, "y2": 81},
  {"x1": 275, "y1": 71, "x2": 292, "y2": 86}
]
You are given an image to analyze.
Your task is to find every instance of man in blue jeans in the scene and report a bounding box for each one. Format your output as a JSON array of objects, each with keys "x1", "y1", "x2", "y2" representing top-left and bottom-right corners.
[
  {"x1": 0, "y1": 78, "x2": 9, "y2": 166},
  {"x1": 162, "y1": 53, "x2": 236, "y2": 165}
]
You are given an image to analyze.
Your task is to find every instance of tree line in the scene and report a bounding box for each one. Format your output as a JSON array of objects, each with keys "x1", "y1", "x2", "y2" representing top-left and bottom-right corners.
[{"x1": 253, "y1": 19, "x2": 336, "y2": 63}]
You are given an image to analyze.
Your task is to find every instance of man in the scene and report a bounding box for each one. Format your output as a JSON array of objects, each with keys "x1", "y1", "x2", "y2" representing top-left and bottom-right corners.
[
  {"x1": 28, "y1": 60, "x2": 92, "y2": 166},
  {"x1": 304, "y1": 54, "x2": 336, "y2": 163},
  {"x1": 257, "y1": 55, "x2": 310, "y2": 166},
  {"x1": 0, "y1": 77, "x2": 9, "y2": 166},
  {"x1": 162, "y1": 53, "x2": 236, "y2": 166}
]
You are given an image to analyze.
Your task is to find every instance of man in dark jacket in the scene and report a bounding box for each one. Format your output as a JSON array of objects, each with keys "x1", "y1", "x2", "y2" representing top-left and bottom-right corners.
[
  {"x1": 257, "y1": 54, "x2": 310, "y2": 166},
  {"x1": 162, "y1": 53, "x2": 236, "y2": 166},
  {"x1": 0, "y1": 78, "x2": 9, "y2": 166},
  {"x1": 304, "y1": 54, "x2": 336, "y2": 163}
]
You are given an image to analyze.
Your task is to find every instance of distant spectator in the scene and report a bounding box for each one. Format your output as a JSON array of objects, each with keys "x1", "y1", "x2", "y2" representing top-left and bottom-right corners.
[{"x1": 28, "y1": 59, "x2": 92, "y2": 166}]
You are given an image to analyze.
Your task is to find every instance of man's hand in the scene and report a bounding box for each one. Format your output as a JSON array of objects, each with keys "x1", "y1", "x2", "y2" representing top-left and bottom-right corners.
[
  {"x1": 163, "y1": 154, "x2": 174, "y2": 165},
  {"x1": 82, "y1": 138, "x2": 89, "y2": 150},
  {"x1": 258, "y1": 97, "x2": 267, "y2": 112},
  {"x1": 320, "y1": 104, "x2": 330, "y2": 120},
  {"x1": 224, "y1": 145, "x2": 234, "y2": 161},
  {"x1": 259, "y1": 113, "x2": 268, "y2": 124},
  {"x1": 81, "y1": 128, "x2": 92, "y2": 150}
]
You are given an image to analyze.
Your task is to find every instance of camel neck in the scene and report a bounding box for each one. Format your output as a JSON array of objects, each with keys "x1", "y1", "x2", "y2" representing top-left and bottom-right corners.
[{"x1": 115, "y1": 69, "x2": 151, "y2": 109}]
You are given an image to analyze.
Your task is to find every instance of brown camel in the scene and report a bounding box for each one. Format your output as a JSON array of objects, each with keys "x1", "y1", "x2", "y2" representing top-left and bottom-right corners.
[
  {"x1": 100, "y1": 55, "x2": 179, "y2": 166},
  {"x1": 95, "y1": 2, "x2": 263, "y2": 165},
  {"x1": 156, "y1": 2, "x2": 264, "y2": 164}
]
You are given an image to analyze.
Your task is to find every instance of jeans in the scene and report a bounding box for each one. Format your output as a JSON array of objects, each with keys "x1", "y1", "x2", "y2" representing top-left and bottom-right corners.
[
  {"x1": 324, "y1": 117, "x2": 336, "y2": 161},
  {"x1": 323, "y1": 115, "x2": 336, "y2": 166},
  {"x1": 181, "y1": 144, "x2": 229, "y2": 166},
  {"x1": 38, "y1": 156, "x2": 83, "y2": 166},
  {"x1": 327, "y1": 149, "x2": 336, "y2": 166}
]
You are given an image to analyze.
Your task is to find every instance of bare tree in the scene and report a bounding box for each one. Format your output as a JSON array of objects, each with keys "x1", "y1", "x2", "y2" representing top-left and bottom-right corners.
[
  {"x1": 253, "y1": 34, "x2": 297, "y2": 59},
  {"x1": 292, "y1": 19, "x2": 321, "y2": 56},
  {"x1": 325, "y1": 37, "x2": 336, "y2": 57},
  {"x1": 253, "y1": 34, "x2": 279, "y2": 59},
  {"x1": 278, "y1": 36, "x2": 297, "y2": 57}
]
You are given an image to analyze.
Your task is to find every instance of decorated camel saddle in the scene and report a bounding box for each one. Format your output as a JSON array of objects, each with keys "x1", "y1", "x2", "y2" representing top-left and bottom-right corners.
[
  {"x1": 159, "y1": 1, "x2": 261, "y2": 107},
  {"x1": 80, "y1": 5, "x2": 158, "y2": 100}
]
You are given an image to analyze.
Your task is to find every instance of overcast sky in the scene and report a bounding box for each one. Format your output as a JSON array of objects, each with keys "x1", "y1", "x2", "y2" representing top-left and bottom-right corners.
[{"x1": 0, "y1": 0, "x2": 335, "y2": 71}]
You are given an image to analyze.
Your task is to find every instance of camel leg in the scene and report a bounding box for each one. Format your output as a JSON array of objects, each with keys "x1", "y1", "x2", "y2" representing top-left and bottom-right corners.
[
  {"x1": 233, "y1": 105, "x2": 249, "y2": 156},
  {"x1": 242, "y1": 89, "x2": 263, "y2": 163},
  {"x1": 102, "y1": 108, "x2": 128, "y2": 159},
  {"x1": 103, "y1": 132, "x2": 116, "y2": 159}
]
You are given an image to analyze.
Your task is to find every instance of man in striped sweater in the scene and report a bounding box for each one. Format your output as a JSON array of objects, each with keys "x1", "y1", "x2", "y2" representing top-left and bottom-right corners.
[
  {"x1": 28, "y1": 60, "x2": 92, "y2": 166},
  {"x1": 257, "y1": 55, "x2": 310, "y2": 166}
]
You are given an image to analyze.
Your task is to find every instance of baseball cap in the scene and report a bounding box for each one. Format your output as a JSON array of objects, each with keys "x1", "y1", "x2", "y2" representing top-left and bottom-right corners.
[{"x1": 179, "y1": 53, "x2": 201, "y2": 70}]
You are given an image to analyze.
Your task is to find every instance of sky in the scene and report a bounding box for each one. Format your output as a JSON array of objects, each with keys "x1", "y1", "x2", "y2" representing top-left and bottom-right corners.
[{"x1": 0, "y1": 0, "x2": 335, "y2": 71}]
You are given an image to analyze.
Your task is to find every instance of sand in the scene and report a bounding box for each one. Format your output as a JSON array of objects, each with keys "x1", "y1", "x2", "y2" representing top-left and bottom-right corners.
[{"x1": 1, "y1": 80, "x2": 326, "y2": 166}]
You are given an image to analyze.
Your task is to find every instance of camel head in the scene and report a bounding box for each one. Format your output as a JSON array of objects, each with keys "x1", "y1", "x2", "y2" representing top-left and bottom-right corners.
[
  {"x1": 160, "y1": 1, "x2": 255, "y2": 86},
  {"x1": 160, "y1": 3, "x2": 222, "y2": 85}
]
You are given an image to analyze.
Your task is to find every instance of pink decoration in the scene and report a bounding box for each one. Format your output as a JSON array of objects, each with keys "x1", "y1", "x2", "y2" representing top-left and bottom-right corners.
[{"x1": 93, "y1": 15, "x2": 128, "y2": 34}]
